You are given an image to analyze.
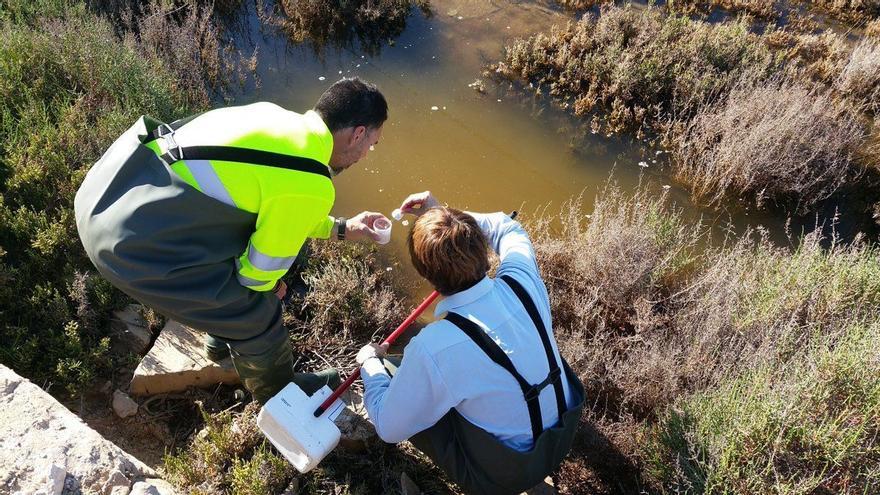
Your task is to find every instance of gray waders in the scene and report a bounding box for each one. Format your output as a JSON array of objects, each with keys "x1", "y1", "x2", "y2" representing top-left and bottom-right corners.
[
  {"x1": 410, "y1": 275, "x2": 585, "y2": 495},
  {"x1": 74, "y1": 116, "x2": 339, "y2": 403}
]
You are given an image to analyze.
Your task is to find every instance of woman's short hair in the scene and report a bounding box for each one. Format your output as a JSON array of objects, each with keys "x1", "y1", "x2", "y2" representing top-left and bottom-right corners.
[{"x1": 408, "y1": 207, "x2": 489, "y2": 295}]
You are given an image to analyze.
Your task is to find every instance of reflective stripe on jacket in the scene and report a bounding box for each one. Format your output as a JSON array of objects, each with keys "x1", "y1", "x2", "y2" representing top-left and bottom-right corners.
[{"x1": 144, "y1": 102, "x2": 335, "y2": 291}]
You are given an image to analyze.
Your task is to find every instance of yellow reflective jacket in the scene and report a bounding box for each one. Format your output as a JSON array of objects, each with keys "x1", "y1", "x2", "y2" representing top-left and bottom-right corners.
[{"x1": 145, "y1": 102, "x2": 335, "y2": 292}]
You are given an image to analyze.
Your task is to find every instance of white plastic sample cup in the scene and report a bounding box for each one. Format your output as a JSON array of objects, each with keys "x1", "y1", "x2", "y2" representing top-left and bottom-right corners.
[{"x1": 373, "y1": 217, "x2": 392, "y2": 245}]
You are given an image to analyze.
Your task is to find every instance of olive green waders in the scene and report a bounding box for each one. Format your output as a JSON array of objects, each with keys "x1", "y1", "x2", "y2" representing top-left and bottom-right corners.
[
  {"x1": 74, "y1": 116, "x2": 339, "y2": 403},
  {"x1": 409, "y1": 275, "x2": 586, "y2": 495}
]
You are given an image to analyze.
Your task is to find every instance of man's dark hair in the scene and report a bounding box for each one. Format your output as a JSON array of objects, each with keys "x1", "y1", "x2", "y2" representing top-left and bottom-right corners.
[{"x1": 314, "y1": 77, "x2": 387, "y2": 132}]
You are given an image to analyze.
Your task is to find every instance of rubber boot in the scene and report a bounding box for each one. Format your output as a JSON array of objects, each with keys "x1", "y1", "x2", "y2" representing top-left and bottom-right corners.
[
  {"x1": 230, "y1": 341, "x2": 297, "y2": 404},
  {"x1": 203, "y1": 334, "x2": 231, "y2": 362},
  {"x1": 230, "y1": 342, "x2": 342, "y2": 403}
]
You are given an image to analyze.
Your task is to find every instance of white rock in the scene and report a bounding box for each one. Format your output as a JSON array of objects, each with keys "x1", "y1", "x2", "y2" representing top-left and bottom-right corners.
[
  {"x1": 103, "y1": 470, "x2": 130, "y2": 494},
  {"x1": 130, "y1": 478, "x2": 177, "y2": 495},
  {"x1": 45, "y1": 463, "x2": 66, "y2": 495},
  {"x1": 112, "y1": 390, "x2": 139, "y2": 419},
  {"x1": 129, "y1": 321, "x2": 239, "y2": 395},
  {"x1": 0, "y1": 365, "x2": 154, "y2": 495}
]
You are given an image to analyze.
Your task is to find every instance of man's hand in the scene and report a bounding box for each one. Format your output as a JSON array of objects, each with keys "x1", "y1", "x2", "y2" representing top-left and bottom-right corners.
[
  {"x1": 397, "y1": 191, "x2": 441, "y2": 217},
  {"x1": 346, "y1": 211, "x2": 385, "y2": 242},
  {"x1": 356, "y1": 342, "x2": 389, "y2": 365},
  {"x1": 273, "y1": 280, "x2": 287, "y2": 300}
]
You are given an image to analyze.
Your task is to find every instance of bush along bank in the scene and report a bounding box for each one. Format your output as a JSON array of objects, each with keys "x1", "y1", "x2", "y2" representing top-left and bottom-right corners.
[
  {"x1": 0, "y1": 0, "x2": 238, "y2": 395},
  {"x1": 491, "y1": 4, "x2": 879, "y2": 214},
  {"x1": 526, "y1": 184, "x2": 880, "y2": 493}
]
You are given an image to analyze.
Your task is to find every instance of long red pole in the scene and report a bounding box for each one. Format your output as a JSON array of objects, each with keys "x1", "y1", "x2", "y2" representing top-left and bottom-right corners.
[{"x1": 313, "y1": 290, "x2": 440, "y2": 417}]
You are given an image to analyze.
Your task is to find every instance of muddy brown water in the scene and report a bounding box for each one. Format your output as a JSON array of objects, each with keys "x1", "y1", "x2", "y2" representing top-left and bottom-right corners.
[{"x1": 235, "y1": 0, "x2": 875, "y2": 304}]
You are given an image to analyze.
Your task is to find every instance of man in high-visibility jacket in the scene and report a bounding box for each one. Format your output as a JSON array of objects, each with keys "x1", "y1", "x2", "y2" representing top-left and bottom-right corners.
[{"x1": 74, "y1": 78, "x2": 388, "y2": 403}]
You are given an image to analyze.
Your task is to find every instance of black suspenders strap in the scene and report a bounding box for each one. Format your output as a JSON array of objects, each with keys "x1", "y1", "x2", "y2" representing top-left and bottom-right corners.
[
  {"x1": 500, "y1": 275, "x2": 566, "y2": 420},
  {"x1": 445, "y1": 312, "x2": 545, "y2": 443},
  {"x1": 146, "y1": 116, "x2": 332, "y2": 180},
  {"x1": 162, "y1": 146, "x2": 332, "y2": 179}
]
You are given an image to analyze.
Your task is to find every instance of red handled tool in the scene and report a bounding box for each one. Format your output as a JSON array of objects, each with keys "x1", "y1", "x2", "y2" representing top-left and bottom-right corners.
[{"x1": 313, "y1": 290, "x2": 441, "y2": 417}]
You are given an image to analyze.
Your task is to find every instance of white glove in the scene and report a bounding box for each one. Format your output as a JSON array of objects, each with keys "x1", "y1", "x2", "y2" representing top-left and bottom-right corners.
[{"x1": 356, "y1": 342, "x2": 389, "y2": 365}]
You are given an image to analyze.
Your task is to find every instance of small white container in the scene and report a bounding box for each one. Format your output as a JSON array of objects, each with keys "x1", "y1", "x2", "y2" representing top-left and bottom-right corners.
[
  {"x1": 374, "y1": 217, "x2": 392, "y2": 245},
  {"x1": 258, "y1": 384, "x2": 345, "y2": 473}
]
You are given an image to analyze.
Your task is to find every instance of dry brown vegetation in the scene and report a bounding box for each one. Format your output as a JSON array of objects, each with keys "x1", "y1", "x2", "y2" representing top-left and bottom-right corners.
[
  {"x1": 554, "y1": 0, "x2": 613, "y2": 11},
  {"x1": 675, "y1": 78, "x2": 866, "y2": 212},
  {"x1": 668, "y1": 0, "x2": 778, "y2": 20},
  {"x1": 269, "y1": 0, "x2": 431, "y2": 55},
  {"x1": 764, "y1": 28, "x2": 849, "y2": 83},
  {"x1": 805, "y1": 0, "x2": 880, "y2": 23},
  {"x1": 282, "y1": 241, "x2": 410, "y2": 372},
  {"x1": 527, "y1": 184, "x2": 880, "y2": 493}
]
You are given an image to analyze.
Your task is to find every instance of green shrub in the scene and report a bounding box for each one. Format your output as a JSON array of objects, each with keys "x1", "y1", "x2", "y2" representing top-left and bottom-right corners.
[
  {"x1": 646, "y1": 322, "x2": 880, "y2": 493},
  {"x1": 0, "y1": 2, "x2": 195, "y2": 394}
]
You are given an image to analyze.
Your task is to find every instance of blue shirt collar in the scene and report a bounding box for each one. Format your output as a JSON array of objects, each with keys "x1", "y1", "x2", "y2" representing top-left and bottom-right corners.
[{"x1": 434, "y1": 276, "x2": 494, "y2": 317}]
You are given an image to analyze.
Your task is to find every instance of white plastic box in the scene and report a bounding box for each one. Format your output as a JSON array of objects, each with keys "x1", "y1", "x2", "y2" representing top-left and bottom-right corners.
[{"x1": 257, "y1": 383, "x2": 345, "y2": 473}]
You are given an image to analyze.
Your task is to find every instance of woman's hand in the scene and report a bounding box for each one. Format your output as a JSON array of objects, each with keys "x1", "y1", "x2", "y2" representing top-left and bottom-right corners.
[{"x1": 397, "y1": 191, "x2": 441, "y2": 217}]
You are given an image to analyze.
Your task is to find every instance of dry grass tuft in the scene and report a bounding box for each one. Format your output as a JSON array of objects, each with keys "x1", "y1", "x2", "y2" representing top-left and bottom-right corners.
[
  {"x1": 554, "y1": 0, "x2": 613, "y2": 11},
  {"x1": 674, "y1": 78, "x2": 865, "y2": 212},
  {"x1": 283, "y1": 241, "x2": 410, "y2": 373},
  {"x1": 119, "y1": 0, "x2": 255, "y2": 105},
  {"x1": 836, "y1": 38, "x2": 880, "y2": 114}
]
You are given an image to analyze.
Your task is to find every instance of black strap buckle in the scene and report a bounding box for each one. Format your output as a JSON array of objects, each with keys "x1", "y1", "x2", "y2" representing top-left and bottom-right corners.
[
  {"x1": 524, "y1": 368, "x2": 562, "y2": 402},
  {"x1": 156, "y1": 123, "x2": 184, "y2": 162},
  {"x1": 524, "y1": 385, "x2": 541, "y2": 402}
]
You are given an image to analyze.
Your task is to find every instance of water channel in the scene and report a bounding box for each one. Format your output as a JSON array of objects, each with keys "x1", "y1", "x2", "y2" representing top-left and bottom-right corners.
[{"x1": 231, "y1": 0, "x2": 875, "y2": 300}]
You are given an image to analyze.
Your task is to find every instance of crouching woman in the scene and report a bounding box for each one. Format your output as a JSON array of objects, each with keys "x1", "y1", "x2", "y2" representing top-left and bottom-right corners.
[{"x1": 356, "y1": 192, "x2": 585, "y2": 495}]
